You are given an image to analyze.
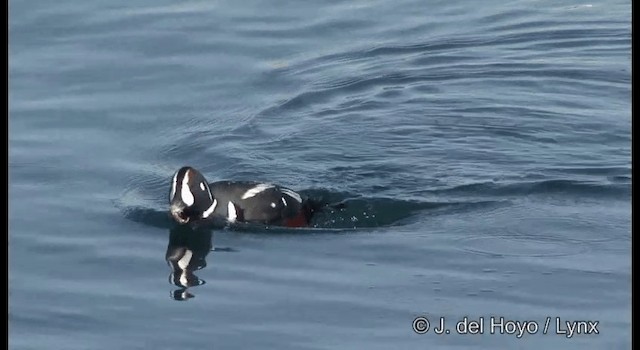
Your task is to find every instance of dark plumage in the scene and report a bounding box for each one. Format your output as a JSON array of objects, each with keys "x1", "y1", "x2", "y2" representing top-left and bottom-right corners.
[{"x1": 169, "y1": 166, "x2": 322, "y2": 227}]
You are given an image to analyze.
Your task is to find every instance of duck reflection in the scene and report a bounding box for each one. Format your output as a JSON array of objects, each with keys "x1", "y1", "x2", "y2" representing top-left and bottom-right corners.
[{"x1": 165, "y1": 226, "x2": 213, "y2": 301}]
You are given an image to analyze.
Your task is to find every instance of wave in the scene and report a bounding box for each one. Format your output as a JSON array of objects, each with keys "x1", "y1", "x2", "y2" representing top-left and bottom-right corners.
[{"x1": 427, "y1": 179, "x2": 630, "y2": 199}]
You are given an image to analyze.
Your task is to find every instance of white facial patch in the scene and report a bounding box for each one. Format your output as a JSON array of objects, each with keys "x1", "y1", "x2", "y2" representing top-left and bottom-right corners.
[
  {"x1": 281, "y1": 188, "x2": 302, "y2": 203},
  {"x1": 201, "y1": 182, "x2": 212, "y2": 201},
  {"x1": 227, "y1": 201, "x2": 237, "y2": 222},
  {"x1": 270, "y1": 202, "x2": 276, "y2": 208},
  {"x1": 181, "y1": 170, "x2": 195, "y2": 206},
  {"x1": 170, "y1": 172, "x2": 178, "y2": 201},
  {"x1": 281, "y1": 197, "x2": 287, "y2": 206},
  {"x1": 202, "y1": 199, "x2": 217, "y2": 218},
  {"x1": 241, "y1": 184, "x2": 275, "y2": 199},
  {"x1": 199, "y1": 181, "x2": 213, "y2": 203}
]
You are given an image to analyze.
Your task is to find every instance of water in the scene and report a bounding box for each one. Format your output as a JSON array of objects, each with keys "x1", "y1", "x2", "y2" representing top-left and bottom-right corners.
[{"x1": 9, "y1": 0, "x2": 631, "y2": 349}]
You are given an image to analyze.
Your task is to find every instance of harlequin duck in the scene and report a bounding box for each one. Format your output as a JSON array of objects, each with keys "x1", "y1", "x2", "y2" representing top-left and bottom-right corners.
[{"x1": 169, "y1": 166, "x2": 323, "y2": 227}]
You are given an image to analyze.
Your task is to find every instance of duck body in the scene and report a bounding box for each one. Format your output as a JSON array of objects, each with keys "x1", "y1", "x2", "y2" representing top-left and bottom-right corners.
[{"x1": 169, "y1": 166, "x2": 318, "y2": 227}]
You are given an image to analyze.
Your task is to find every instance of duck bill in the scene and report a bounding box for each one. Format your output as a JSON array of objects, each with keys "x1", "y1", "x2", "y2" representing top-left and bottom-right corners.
[{"x1": 170, "y1": 205, "x2": 190, "y2": 224}]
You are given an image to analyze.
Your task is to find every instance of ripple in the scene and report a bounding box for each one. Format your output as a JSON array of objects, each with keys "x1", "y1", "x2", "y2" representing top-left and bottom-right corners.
[
  {"x1": 429, "y1": 179, "x2": 629, "y2": 199},
  {"x1": 457, "y1": 234, "x2": 589, "y2": 258}
]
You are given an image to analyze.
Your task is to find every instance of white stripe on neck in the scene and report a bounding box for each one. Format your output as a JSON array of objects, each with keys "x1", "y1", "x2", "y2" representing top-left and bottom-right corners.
[{"x1": 202, "y1": 199, "x2": 217, "y2": 218}]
